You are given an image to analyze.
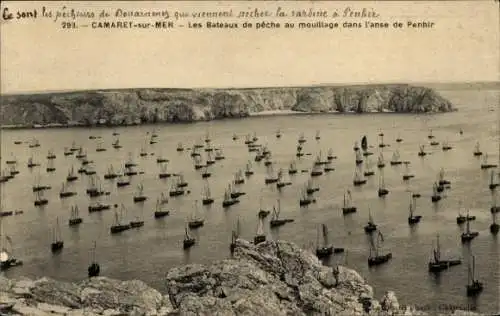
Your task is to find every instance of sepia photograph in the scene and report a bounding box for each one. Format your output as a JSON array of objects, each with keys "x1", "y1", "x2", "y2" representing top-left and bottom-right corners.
[{"x1": 0, "y1": 0, "x2": 499, "y2": 315}]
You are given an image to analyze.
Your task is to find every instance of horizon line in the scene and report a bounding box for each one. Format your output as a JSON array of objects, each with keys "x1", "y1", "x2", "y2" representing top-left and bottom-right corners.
[{"x1": 1, "y1": 80, "x2": 499, "y2": 96}]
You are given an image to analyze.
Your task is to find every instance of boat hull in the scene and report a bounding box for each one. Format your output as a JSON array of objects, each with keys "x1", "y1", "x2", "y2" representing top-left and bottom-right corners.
[{"x1": 368, "y1": 253, "x2": 392, "y2": 266}]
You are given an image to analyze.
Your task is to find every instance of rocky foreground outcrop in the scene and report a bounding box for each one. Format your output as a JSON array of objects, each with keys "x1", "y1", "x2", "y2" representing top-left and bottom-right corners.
[
  {"x1": 0, "y1": 240, "x2": 480, "y2": 315},
  {"x1": 0, "y1": 85, "x2": 455, "y2": 127}
]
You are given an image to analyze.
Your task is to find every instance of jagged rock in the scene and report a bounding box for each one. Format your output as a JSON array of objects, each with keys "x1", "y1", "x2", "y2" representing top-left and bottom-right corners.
[{"x1": 0, "y1": 85, "x2": 455, "y2": 127}]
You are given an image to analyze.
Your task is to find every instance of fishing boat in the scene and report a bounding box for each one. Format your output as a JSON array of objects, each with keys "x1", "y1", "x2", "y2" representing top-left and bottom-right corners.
[
  {"x1": 390, "y1": 150, "x2": 402, "y2": 165},
  {"x1": 230, "y1": 218, "x2": 241, "y2": 253},
  {"x1": 306, "y1": 178, "x2": 319, "y2": 194},
  {"x1": 456, "y1": 204, "x2": 476, "y2": 224},
  {"x1": 181, "y1": 226, "x2": 196, "y2": 250},
  {"x1": 378, "y1": 134, "x2": 387, "y2": 148},
  {"x1": 230, "y1": 182, "x2": 246, "y2": 199},
  {"x1": 364, "y1": 209, "x2": 377, "y2": 233},
  {"x1": 257, "y1": 193, "x2": 271, "y2": 218},
  {"x1": 430, "y1": 139, "x2": 439, "y2": 146},
  {"x1": 491, "y1": 191, "x2": 500, "y2": 213},
  {"x1": 270, "y1": 199, "x2": 294, "y2": 228},
  {"x1": 75, "y1": 148, "x2": 87, "y2": 159},
  {"x1": 68, "y1": 205, "x2": 83, "y2": 226},
  {"x1": 44, "y1": 149, "x2": 55, "y2": 160},
  {"x1": 288, "y1": 161, "x2": 298, "y2": 175},
  {"x1": 296, "y1": 147, "x2": 304, "y2": 157},
  {"x1": 355, "y1": 150, "x2": 363, "y2": 165},
  {"x1": 110, "y1": 205, "x2": 131, "y2": 234},
  {"x1": 116, "y1": 174, "x2": 131, "y2": 187},
  {"x1": 427, "y1": 129, "x2": 435, "y2": 139},
  {"x1": 353, "y1": 166, "x2": 367, "y2": 186},
  {"x1": 264, "y1": 154, "x2": 273, "y2": 167},
  {"x1": 276, "y1": 169, "x2": 292, "y2": 188},
  {"x1": 88, "y1": 241, "x2": 100, "y2": 277},
  {"x1": 438, "y1": 168, "x2": 451, "y2": 186},
  {"x1": 66, "y1": 166, "x2": 78, "y2": 182},
  {"x1": 490, "y1": 211, "x2": 499, "y2": 234},
  {"x1": 188, "y1": 201, "x2": 204, "y2": 229},
  {"x1": 316, "y1": 224, "x2": 344, "y2": 258},
  {"x1": 342, "y1": 190, "x2": 357, "y2": 215},
  {"x1": 324, "y1": 160, "x2": 335, "y2": 172},
  {"x1": 51, "y1": 218, "x2": 64, "y2": 253},
  {"x1": 0, "y1": 218, "x2": 23, "y2": 271},
  {"x1": 177, "y1": 174, "x2": 188, "y2": 187},
  {"x1": 480, "y1": 154, "x2": 497, "y2": 169},
  {"x1": 206, "y1": 151, "x2": 215, "y2": 165},
  {"x1": 156, "y1": 154, "x2": 168, "y2": 164},
  {"x1": 104, "y1": 165, "x2": 118, "y2": 179},
  {"x1": 124, "y1": 166, "x2": 137, "y2": 177},
  {"x1": 233, "y1": 170, "x2": 245, "y2": 185},
  {"x1": 9, "y1": 164, "x2": 19, "y2": 176},
  {"x1": 377, "y1": 152, "x2": 385, "y2": 168},
  {"x1": 214, "y1": 148, "x2": 225, "y2": 160},
  {"x1": 88, "y1": 201, "x2": 111, "y2": 213},
  {"x1": 176, "y1": 142, "x2": 184, "y2": 152},
  {"x1": 193, "y1": 139, "x2": 204, "y2": 149},
  {"x1": 368, "y1": 231, "x2": 392, "y2": 266},
  {"x1": 59, "y1": 182, "x2": 76, "y2": 198},
  {"x1": 34, "y1": 190, "x2": 48, "y2": 206},
  {"x1": 158, "y1": 163, "x2": 171, "y2": 179},
  {"x1": 28, "y1": 138, "x2": 40, "y2": 148},
  {"x1": 407, "y1": 195, "x2": 422, "y2": 225},
  {"x1": 69, "y1": 141, "x2": 80, "y2": 152},
  {"x1": 298, "y1": 133, "x2": 306, "y2": 144},
  {"x1": 202, "y1": 181, "x2": 214, "y2": 205},
  {"x1": 418, "y1": 145, "x2": 427, "y2": 157},
  {"x1": 201, "y1": 166, "x2": 211, "y2": 179},
  {"x1": 27, "y1": 157, "x2": 40, "y2": 168},
  {"x1": 327, "y1": 148, "x2": 337, "y2": 160},
  {"x1": 466, "y1": 255, "x2": 483, "y2": 297},
  {"x1": 133, "y1": 183, "x2": 147, "y2": 202},
  {"x1": 244, "y1": 161, "x2": 254, "y2": 176},
  {"x1": 222, "y1": 185, "x2": 240, "y2": 208},
  {"x1": 299, "y1": 188, "x2": 312, "y2": 206},
  {"x1": 315, "y1": 130, "x2": 321, "y2": 140},
  {"x1": 139, "y1": 145, "x2": 148, "y2": 157},
  {"x1": 254, "y1": 218, "x2": 266, "y2": 245},
  {"x1": 129, "y1": 212, "x2": 144, "y2": 228},
  {"x1": 96, "y1": 141, "x2": 106, "y2": 152},
  {"x1": 32, "y1": 175, "x2": 51, "y2": 192},
  {"x1": 265, "y1": 165, "x2": 279, "y2": 184},
  {"x1": 84, "y1": 164, "x2": 97, "y2": 176},
  {"x1": 473, "y1": 142, "x2": 482, "y2": 156},
  {"x1": 193, "y1": 155, "x2": 205, "y2": 170},
  {"x1": 431, "y1": 183, "x2": 441, "y2": 202},
  {"x1": 489, "y1": 170, "x2": 499, "y2": 190},
  {"x1": 169, "y1": 179, "x2": 185, "y2": 197},
  {"x1": 46, "y1": 159, "x2": 56, "y2": 172},
  {"x1": 402, "y1": 162, "x2": 415, "y2": 180},
  {"x1": 461, "y1": 213, "x2": 479, "y2": 243},
  {"x1": 442, "y1": 140, "x2": 452, "y2": 151},
  {"x1": 428, "y1": 234, "x2": 461, "y2": 273}
]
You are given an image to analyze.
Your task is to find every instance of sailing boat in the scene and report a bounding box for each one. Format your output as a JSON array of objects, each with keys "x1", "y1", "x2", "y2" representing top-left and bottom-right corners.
[
  {"x1": 377, "y1": 152, "x2": 385, "y2": 168},
  {"x1": 276, "y1": 129, "x2": 282, "y2": 138},
  {"x1": 234, "y1": 170, "x2": 245, "y2": 184},
  {"x1": 34, "y1": 190, "x2": 49, "y2": 206},
  {"x1": 270, "y1": 199, "x2": 294, "y2": 227},
  {"x1": 176, "y1": 142, "x2": 184, "y2": 152},
  {"x1": 27, "y1": 156, "x2": 40, "y2": 168},
  {"x1": 363, "y1": 158, "x2": 374, "y2": 176},
  {"x1": 177, "y1": 173, "x2": 188, "y2": 187},
  {"x1": 288, "y1": 161, "x2": 298, "y2": 175},
  {"x1": 222, "y1": 185, "x2": 239, "y2": 208},
  {"x1": 156, "y1": 152, "x2": 168, "y2": 163},
  {"x1": 64, "y1": 147, "x2": 73, "y2": 156},
  {"x1": 265, "y1": 165, "x2": 278, "y2": 184},
  {"x1": 46, "y1": 159, "x2": 56, "y2": 172},
  {"x1": 480, "y1": 154, "x2": 497, "y2": 169},
  {"x1": 254, "y1": 218, "x2": 266, "y2": 245},
  {"x1": 66, "y1": 166, "x2": 78, "y2": 182},
  {"x1": 431, "y1": 183, "x2": 442, "y2": 202},
  {"x1": 353, "y1": 166, "x2": 367, "y2": 186},
  {"x1": 396, "y1": 133, "x2": 403, "y2": 143},
  {"x1": 124, "y1": 153, "x2": 137, "y2": 168},
  {"x1": 407, "y1": 195, "x2": 422, "y2": 225},
  {"x1": 342, "y1": 190, "x2": 357, "y2": 215},
  {"x1": 9, "y1": 164, "x2": 19, "y2": 176},
  {"x1": 315, "y1": 224, "x2": 343, "y2": 258},
  {"x1": 130, "y1": 206, "x2": 145, "y2": 228},
  {"x1": 327, "y1": 148, "x2": 337, "y2": 160},
  {"x1": 88, "y1": 241, "x2": 100, "y2": 277},
  {"x1": 104, "y1": 165, "x2": 118, "y2": 179},
  {"x1": 214, "y1": 148, "x2": 225, "y2": 160},
  {"x1": 315, "y1": 130, "x2": 321, "y2": 140},
  {"x1": 355, "y1": 150, "x2": 363, "y2": 165},
  {"x1": 442, "y1": 139, "x2": 452, "y2": 151},
  {"x1": 368, "y1": 231, "x2": 392, "y2": 266},
  {"x1": 418, "y1": 145, "x2": 427, "y2": 157},
  {"x1": 183, "y1": 226, "x2": 196, "y2": 249},
  {"x1": 461, "y1": 211, "x2": 479, "y2": 243},
  {"x1": 33, "y1": 174, "x2": 51, "y2": 192},
  {"x1": 75, "y1": 148, "x2": 87, "y2": 159},
  {"x1": 390, "y1": 150, "x2": 402, "y2": 165},
  {"x1": 438, "y1": 168, "x2": 451, "y2": 186},
  {"x1": 258, "y1": 194, "x2": 270, "y2": 218},
  {"x1": 306, "y1": 178, "x2": 319, "y2": 194},
  {"x1": 158, "y1": 163, "x2": 171, "y2": 179},
  {"x1": 0, "y1": 218, "x2": 23, "y2": 271},
  {"x1": 378, "y1": 134, "x2": 387, "y2": 148},
  {"x1": 188, "y1": 200, "x2": 204, "y2": 229},
  {"x1": 298, "y1": 132, "x2": 306, "y2": 144},
  {"x1": 133, "y1": 183, "x2": 147, "y2": 202},
  {"x1": 169, "y1": 178, "x2": 185, "y2": 197},
  {"x1": 473, "y1": 142, "x2": 482, "y2": 156},
  {"x1": 490, "y1": 204, "x2": 500, "y2": 234},
  {"x1": 116, "y1": 174, "x2": 131, "y2": 187},
  {"x1": 299, "y1": 188, "x2": 312, "y2": 207},
  {"x1": 202, "y1": 181, "x2": 214, "y2": 205},
  {"x1": 245, "y1": 161, "x2": 254, "y2": 176},
  {"x1": 96, "y1": 141, "x2": 106, "y2": 152},
  {"x1": 401, "y1": 162, "x2": 414, "y2": 181},
  {"x1": 277, "y1": 169, "x2": 292, "y2": 188},
  {"x1": 428, "y1": 234, "x2": 461, "y2": 273},
  {"x1": 5, "y1": 153, "x2": 17, "y2": 165},
  {"x1": 110, "y1": 205, "x2": 131, "y2": 234},
  {"x1": 489, "y1": 170, "x2": 499, "y2": 190},
  {"x1": 60, "y1": 182, "x2": 77, "y2": 198},
  {"x1": 193, "y1": 155, "x2": 205, "y2": 170},
  {"x1": 364, "y1": 208, "x2": 377, "y2": 233},
  {"x1": 466, "y1": 255, "x2": 483, "y2": 296},
  {"x1": 230, "y1": 182, "x2": 245, "y2": 198},
  {"x1": 112, "y1": 138, "x2": 122, "y2": 149},
  {"x1": 154, "y1": 198, "x2": 170, "y2": 218},
  {"x1": 51, "y1": 218, "x2": 64, "y2": 252},
  {"x1": 230, "y1": 218, "x2": 241, "y2": 253},
  {"x1": 139, "y1": 144, "x2": 148, "y2": 157},
  {"x1": 427, "y1": 129, "x2": 435, "y2": 139},
  {"x1": 68, "y1": 205, "x2": 83, "y2": 226},
  {"x1": 353, "y1": 141, "x2": 359, "y2": 151}
]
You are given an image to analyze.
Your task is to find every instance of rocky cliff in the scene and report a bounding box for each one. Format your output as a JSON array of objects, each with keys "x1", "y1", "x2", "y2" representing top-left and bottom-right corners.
[
  {"x1": 0, "y1": 240, "x2": 481, "y2": 316},
  {"x1": 0, "y1": 85, "x2": 455, "y2": 127}
]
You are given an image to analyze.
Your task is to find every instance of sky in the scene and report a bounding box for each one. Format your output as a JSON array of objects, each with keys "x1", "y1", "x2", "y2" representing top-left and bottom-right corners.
[{"x1": 0, "y1": 1, "x2": 499, "y2": 94}]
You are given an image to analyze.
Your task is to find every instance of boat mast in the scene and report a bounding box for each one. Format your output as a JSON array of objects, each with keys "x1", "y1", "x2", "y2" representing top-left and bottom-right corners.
[{"x1": 322, "y1": 224, "x2": 329, "y2": 247}]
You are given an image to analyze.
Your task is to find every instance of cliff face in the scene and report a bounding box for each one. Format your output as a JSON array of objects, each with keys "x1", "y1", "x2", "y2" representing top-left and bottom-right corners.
[
  {"x1": 0, "y1": 240, "x2": 481, "y2": 316},
  {"x1": 0, "y1": 85, "x2": 455, "y2": 126}
]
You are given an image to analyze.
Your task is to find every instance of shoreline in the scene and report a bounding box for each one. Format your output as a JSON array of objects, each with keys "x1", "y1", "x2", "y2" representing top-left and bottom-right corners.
[{"x1": 0, "y1": 109, "x2": 453, "y2": 131}]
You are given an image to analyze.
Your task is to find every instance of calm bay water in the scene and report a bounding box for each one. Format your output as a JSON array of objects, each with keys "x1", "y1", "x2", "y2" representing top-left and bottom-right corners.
[{"x1": 0, "y1": 89, "x2": 499, "y2": 313}]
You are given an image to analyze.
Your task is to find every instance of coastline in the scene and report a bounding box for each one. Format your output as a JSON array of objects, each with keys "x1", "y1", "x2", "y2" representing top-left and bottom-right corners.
[{"x1": 0, "y1": 109, "x2": 453, "y2": 131}]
